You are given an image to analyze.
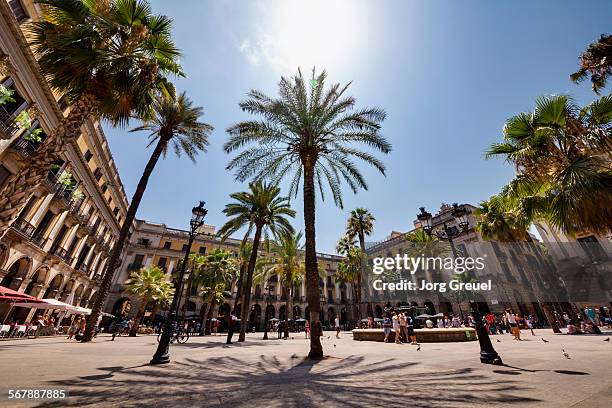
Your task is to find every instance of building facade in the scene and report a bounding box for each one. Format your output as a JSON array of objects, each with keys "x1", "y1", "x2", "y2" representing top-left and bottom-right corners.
[
  {"x1": 0, "y1": 0, "x2": 129, "y2": 322},
  {"x1": 107, "y1": 219, "x2": 351, "y2": 329}
]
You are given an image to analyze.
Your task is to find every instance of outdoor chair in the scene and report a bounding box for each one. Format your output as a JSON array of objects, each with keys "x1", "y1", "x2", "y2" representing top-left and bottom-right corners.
[
  {"x1": 0, "y1": 325, "x2": 10, "y2": 338},
  {"x1": 14, "y1": 325, "x2": 27, "y2": 338}
]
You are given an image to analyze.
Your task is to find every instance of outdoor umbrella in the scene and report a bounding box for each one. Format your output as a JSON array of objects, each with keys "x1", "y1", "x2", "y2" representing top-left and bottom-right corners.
[
  {"x1": 295, "y1": 318, "x2": 306, "y2": 322},
  {"x1": 0, "y1": 285, "x2": 44, "y2": 303},
  {"x1": 416, "y1": 314, "x2": 432, "y2": 319}
]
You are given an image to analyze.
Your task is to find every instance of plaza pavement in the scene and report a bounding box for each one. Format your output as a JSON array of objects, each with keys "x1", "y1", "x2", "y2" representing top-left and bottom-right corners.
[{"x1": 0, "y1": 329, "x2": 611, "y2": 408}]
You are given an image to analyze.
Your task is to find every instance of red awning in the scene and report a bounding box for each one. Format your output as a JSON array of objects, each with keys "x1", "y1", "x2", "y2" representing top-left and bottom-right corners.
[{"x1": 0, "y1": 286, "x2": 44, "y2": 303}]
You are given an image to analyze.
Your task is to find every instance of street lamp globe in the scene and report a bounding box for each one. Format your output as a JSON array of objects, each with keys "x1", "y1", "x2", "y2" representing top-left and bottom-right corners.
[
  {"x1": 190, "y1": 201, "x2": 208, "y2": 230},
  {"x1": 451, "y1": 203, "x2": 469, "y2": 232}
]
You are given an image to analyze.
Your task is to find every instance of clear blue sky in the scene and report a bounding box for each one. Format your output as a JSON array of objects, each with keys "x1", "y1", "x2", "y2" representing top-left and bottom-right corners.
[{"x1": 103, "y1": 0, "x2": 611, "y2": 254}]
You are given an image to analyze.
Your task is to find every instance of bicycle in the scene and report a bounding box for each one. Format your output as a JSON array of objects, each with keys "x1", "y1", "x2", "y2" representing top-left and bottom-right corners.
[{"x1": 157, "y1": 328, "x2": 189, "y2": 344}]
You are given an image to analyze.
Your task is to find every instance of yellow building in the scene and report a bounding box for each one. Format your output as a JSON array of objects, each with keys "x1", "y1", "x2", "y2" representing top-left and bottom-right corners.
[
  {"x1": 0, "y1": 0, "x2": 129, "y2": 322},
  {"x1": 107, "y1": 219, "x2": 351, "y2": 328}
]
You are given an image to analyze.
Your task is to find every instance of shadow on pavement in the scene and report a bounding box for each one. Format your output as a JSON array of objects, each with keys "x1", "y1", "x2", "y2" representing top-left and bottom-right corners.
[{"x1": 38, "y1": 354, "x2": 540, "y2": 407}]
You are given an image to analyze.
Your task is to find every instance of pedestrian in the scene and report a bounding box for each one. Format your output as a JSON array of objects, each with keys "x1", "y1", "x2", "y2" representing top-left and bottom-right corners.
[
  {"x1": 335, "y1": 315, "x2": 341, "y2": 339},
  {"x1": 407, "y1": 314, "x2": 417, "y2": 344},
  {"x1": 305, "y1": 321, "x2": 310, "y2": 339},
  {"x1": 399, "y1": 312, "x2": 408, "y2": 342},
  {"x1": 67, "y1": 317, "x2": 80, "y2": 340},
  {"x1": 392, "y1": 313, "x2": 401, "y2": 344},
  {"x1": 506, "y1": 310, "x2": 521, "y2": 340},
  {"x1": 382, "y1": 314, "x2": 392, "y2": 343},
  {"x1": 277, "y1": 320, "x2": 283, "y2": 339},
  {"x1": 526, "y1": 315, "x2": 535, "y2": 336}
]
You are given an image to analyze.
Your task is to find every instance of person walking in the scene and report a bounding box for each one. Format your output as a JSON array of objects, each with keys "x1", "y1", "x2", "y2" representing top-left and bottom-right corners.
[
  {"x1": 335, "y1": 315, "x2": 341, "y2": 339},
  {"x1": 67, "y1": 317, "x2": 80, "y2": 340},
  {"x1": 399, "y1": 312, "x2": 408, "y2": 342},
  {"x1": 526, "y1": 315, "x2": 536, "y2": 336},
  {"x1": 305, "y1": 321, "x2": 310, "y2": 339},
  {"x1": 506, "y1": 310, "x2": 521, "y2": 340},
  {"x1": 392, "y1": 313, "x2": 401, "y2": 344},
  {"x1": 382, "y1": 314, "x2": 392, "y2": 343}
]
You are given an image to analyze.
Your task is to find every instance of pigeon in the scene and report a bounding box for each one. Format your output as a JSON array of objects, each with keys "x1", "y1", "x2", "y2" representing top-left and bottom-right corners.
[
  {"x1": 604, "y1": 337, "x2": 610, "y2": 342},
  {"x1": 334, "y1": 344, "x2": 336, "y2": 348},
  {"x1": 562, "y1": 349, "x2": 570, "y2": 359},
  {"x1": 541, "y1": 338, "x2": 549, "y2": 343},
  {"x1": 327, "y1": 336, "x2": 331, "y2": 339},
  {"x1": 496, "y1": 339, "x2": 501, "y2": 343},
  {"x1": 416, "y1": 344, "x2": 421, "y2": 351}
]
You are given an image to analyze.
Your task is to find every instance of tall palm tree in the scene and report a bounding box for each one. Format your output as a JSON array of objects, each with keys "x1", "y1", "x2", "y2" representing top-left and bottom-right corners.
[
  {"x1": 334, "y1": 246, "x2": 362, "y2": 323},
  {"x1": 217, "y1": 182, "x2": 295, "y2": 342},
  {"x1": 0, "y1": 0, "x2": 182, "y2": 236},
  {"x1": 571, "y1": 34, "x2": 612, "y2": 94},
  {"x1": 82, "y1": 93, "x2": 213, "y2": 341},
  {"x1": 345, "y1": 208, "x2": 375, "y2": 319},
  {"x1": 197, "y1": 249, "x2": 238, "y2": 335},
  {"x1": 485, "y1": 94, "x2": 612, "y2": 236},
  {"x1": 224, "y1": 69, "x2": 390, "y2": 358},
  {"x1": 255, "y1": 232, "x2": 305, "y2": 338},
  {"x1": 226, "y1": 241, "x2": 252, "y2": 343},
  {"x1": 124, "y1": 266, "x2": 174, "y2": 337}
]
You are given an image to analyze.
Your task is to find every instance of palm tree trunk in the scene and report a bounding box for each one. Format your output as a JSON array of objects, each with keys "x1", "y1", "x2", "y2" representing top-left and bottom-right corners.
[
  {"x1": 129, "y1": 295, "x2": 149, "y2": 337},
  {"x1": 0, "y1": 93, "x2": 99, "y2": 238},
  {"x1": 227, "y1": 263, "x2": 245, "y2": 343},
  {"x1": 82, "y1": 135, "x2": 168, "y2": 342},
  {"x1": 303, "y1": 165, "x2": 323, "y2": 359},
  {"x1": 199, "y1": 294, "x2": 214, "y2": 335},
  {"x1": 238, "y1": 226, "x2": 262, "y2": 342},
  {"x1": 284, "y1": 278, "x2": 290, "y2": 338},
  {"x1": 357, "y1": 232, "x2": 367, "y2": 318}
]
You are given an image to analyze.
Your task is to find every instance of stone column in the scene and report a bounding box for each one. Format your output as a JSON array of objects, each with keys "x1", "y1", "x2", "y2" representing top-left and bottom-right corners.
[{"x1": 29, "y1": 193, "x2": 54, "y2": 226}]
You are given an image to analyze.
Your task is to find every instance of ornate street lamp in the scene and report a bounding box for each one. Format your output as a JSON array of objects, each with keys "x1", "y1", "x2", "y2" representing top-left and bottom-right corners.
[
  {"x1": 417, "y1": 204, "x2": 502, "y2": 365},
  {"x1": 151, "y1": 201, "x2": 207, "y2": 365}
]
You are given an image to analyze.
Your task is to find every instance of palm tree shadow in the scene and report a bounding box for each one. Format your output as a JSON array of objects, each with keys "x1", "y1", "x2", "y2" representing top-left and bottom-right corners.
[{"x1": 39, "y1": 355, "x2": 540, "y2": 407}]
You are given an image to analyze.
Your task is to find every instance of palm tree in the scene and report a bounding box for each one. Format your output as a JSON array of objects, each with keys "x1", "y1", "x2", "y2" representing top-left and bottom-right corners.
[
  {"x1": 255, "y1": 232, "x2": 305, "y2": 338},
  {"x1": 334, "y1": 247, "x2": 362, "y2": 323},
  {"x1": 345, "y1": 208, "x2": 376, "y2": 319},
  {"x1": 335, "y1": 235, "x2": 357, "y2": 256},
  {"x1": 474, "y1": 195, "x2": 530, "y2": 242},
  {"x1": 571, "y1": 34, "x2": 612, "y2": 94},
  {"x1": 485, "y1": 94, "x2": 612, "y2": 236},
  {"x1": 124, "y1": 266, "x2": 174, "y2": 337},
  {"x1": 225, "y1": 241, "x2": 252, "y2": 343},
  {"x1": 217, "y1": 182, "x2": 295, "y2": 342},
  {"x1": 224, "y1": 69, "x2": 390, "y2": 358},
  {"x1": 0, "y1": 0, "x2": 182, "y2": 237},
  {"x1": 82, "y1": 93, "x2": 213, "y2": 342},
  {"x1": 197, "y1": 249, "x2": 239, "y2": 335}
]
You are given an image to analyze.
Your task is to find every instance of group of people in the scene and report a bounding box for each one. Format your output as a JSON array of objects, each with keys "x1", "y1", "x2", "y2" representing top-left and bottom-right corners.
[{"x1": 382, "y1": 312, "x2": 418, "y2": 344}]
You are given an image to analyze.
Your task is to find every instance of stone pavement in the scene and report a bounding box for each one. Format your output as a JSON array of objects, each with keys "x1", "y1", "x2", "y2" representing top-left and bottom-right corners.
[{"x1": 0, "y1": 329, "x2": 611, "y2": 407}]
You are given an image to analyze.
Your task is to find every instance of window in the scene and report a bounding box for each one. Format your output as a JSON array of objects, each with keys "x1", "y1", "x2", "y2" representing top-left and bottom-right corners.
[
  {"x1": 8, "y1": 0, "x2": 28, "y2": 22},
  {"x1": 163, "y1": 241, "x2": 171, "y2": 249},
  {"x1": 107, "y1": 196, "x2": 112, "y2": 204},
  {"x1": 113, "y1": 207, "x2": 119, "y2": 216},
  {"x1": 198, "y1": 246, "x2": 206, "y2": 255},
  {"x1": 0, "y1": 165, "x2": 10, "y2": 187},
  {"x1": 134, "y1": 254, "x2": 144, "y2": 265},
  {"x1": 157, "y1": 257, "x2": 167, "y2": 268},
  {"x1": 84, "y1": 150, "x2": 93, "y2": 162},
  {"x1": 93, "y1": 168, "x2": 102, "y2": 181},
  {"x1": 182, "y1": 244, "x2": 189, "y2": 252},
  {"x1": 101, "y1": 184, "x2": 108, "y2": 193}
]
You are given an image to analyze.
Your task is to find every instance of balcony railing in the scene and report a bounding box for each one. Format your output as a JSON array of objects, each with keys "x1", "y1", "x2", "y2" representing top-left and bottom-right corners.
[
  {"x1": 12, "y1": 217, "x2": 35, "y2": 238},
  {"x1": 31, "y1": 233, "x2": 46, "y2": 248},
  {"x1": 11, "y1": 134, "x2": 42, "y2": 157},
  {"x1": 78, "y1": 263, "x2": 89, "y2": 274},
  {"x1": 0, "y1": 104, "x2": 20, "y2": 139},
  {"x1": 51, "y1": 246, "x2": 72, "y2": 264}
]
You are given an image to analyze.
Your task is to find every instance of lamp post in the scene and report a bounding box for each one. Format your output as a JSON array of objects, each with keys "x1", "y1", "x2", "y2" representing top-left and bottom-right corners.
[
  {"x1": 151, "y1": 201, "x2": 207, "y2": 365},
  {"x1": 417, "y1": 204, "x2": 502, "y2": 365},
  {"x1": 263, "y1": 285, "x2": 272, "y2": 340}
]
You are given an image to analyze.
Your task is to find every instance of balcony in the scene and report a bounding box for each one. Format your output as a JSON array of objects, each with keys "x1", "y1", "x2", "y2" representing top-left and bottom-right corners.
[
  {"x1": 11, "y1": 217, "x2": 35, "y2": 238},
  {"x1": 11, "y1": 134, "x2": 42, "y2": 158},
  {"x1": 78, "y1": 263, "x2": 89, "y2": 274},
  {"x1": 0, "y1": 104, "x2": 20, "y2": 139},
  {"x1": 51, "y1": 246, "x2": 72, "y2": 265},
  {"x1": 31, "y1": 233, "x2": 46, "y2": 248}
]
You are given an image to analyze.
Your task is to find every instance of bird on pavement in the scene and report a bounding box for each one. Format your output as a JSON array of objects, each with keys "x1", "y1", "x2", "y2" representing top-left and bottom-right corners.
[
  {"x1": 334, "y1": 344, "x2": 336, "y2": 348},
  {"x1": 541, "y1": 338, "x2": 549, "y2": 343},
  {"x1": 496, "y1": 339, "x2": 501, "y2": 343},
  {"x1": 416, "y1": 344, "x2": 421, "y2": 351},
  {"x1": 604, "y1": 337, "x2": 610, "y2": 342},
  {"x1": 562, "y1": 349, "x2": 570, "y2": 359}
]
